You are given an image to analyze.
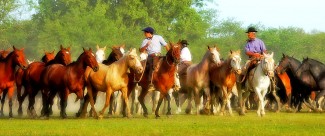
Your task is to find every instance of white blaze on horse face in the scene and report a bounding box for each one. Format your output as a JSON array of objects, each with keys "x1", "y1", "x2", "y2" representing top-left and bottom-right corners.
[
  {"x1": 120, "y1": 47, "x2": 125, "y2": 55},
  {"x1": 210, "y1": 47, "x2": 221, "y2": 65},
  {"x1": 231, "y1": 55, "x2": 242, "y2": 74},
  {"x1": 95, "y1": 49, "x2": 105, "y2": 63}
]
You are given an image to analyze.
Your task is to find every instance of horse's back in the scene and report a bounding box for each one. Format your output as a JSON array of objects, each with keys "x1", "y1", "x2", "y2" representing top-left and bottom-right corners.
[{"x1": 42, "y1": 64, "x2": 66, "y2": 87}]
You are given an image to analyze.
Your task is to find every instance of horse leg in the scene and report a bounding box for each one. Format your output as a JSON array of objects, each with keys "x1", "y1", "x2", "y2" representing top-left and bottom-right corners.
[
  {"x1": 203, "y1": 87, "x2": 211, "y2": 115},
  {"x1": 239, "y1": 91, "x2": 250, "y2": 115},
  {"x1": 155, "y1": 95, "x2": 164, "y2": 118},
  {"x1": 84, "y1": 85, "x2": 98, "y2": 119},
  {"x1": 18, "y1": 88, "x2": 28, "y2": 116},
  {"x1": 166, "y1": 91, "x2": 172, "y2": 117},
  {"x1": 99, "y1": 88, "x2": 113, "y2": 119},
  {"x1": 7, "y1": 87, "x2": 15, "y2": 118},
  {"x1": 27, "y1": 90, "x2": 38, "y2": 118},
  {"x1": 108, "y1": 92, "x2": 115, "y2": 116},
  {"x1": 152, "y1": 91, "x2": 160, "y2": 114},
  {"x1": 138, "y1": 88, "x2": 149, "y2": 117},
  {"x1": 193, "y1": 88, "x2": 201, "y2": 115},
  {"x1": 315, "y1": 90, "x2": 325, "y2": 112},
  {"x1": 227, "y1": 92, "x2": 233, "y2": 115},
  {"x1": 0, "y1": 89, "x2": 8, "y2": 117},
  {"x1": 121, "y1": 88, "x2": 130, "y2": 118},
  {"x1": 185, "y1": 89, "x2": 193, "y2": 114},
  {"x1": 172, "y1": 91, "x2": 180, "y2": 114},
  {"x1": 59, "y1": 89, "x2": 69, "y2": 119}
]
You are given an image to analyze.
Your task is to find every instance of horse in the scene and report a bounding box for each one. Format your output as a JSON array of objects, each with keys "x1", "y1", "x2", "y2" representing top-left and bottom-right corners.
[
  {"x1": 294, "y1": 58, "x2": 325, "y2": 111},
  {"x1": 128, "y1": 42, "x2": 180, "y2": 118},
  {"x1": 209, "y1": 50, "x2": 242, "y2": 115},
  {"x1": 0, "y1": 46, "x2": 27, "y2": 118},
  {"x1": 275, "y1": 54, "x2": 314, "y2": 111},
  {"x1": 75, "y1": 45, "x2": 125, "y2": 117},
  {"x1": 41, "y1": 48, "x2": 98, "y2": 118},
  {"x1": 17, "y1": 45, "x2": 71, "y2": 118},
  {"x1": 79, "y1": 48, "x2": 143, "y2": 119},
  {"x1": 238, "y1": 52, "x2": 275, "y2": 116},
  {"x1": 185, "y1": 46, "x2": 222, "y2": 115}
]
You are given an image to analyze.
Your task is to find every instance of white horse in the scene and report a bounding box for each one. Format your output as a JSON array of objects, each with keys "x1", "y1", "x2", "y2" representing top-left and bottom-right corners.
[
  {"x1": 240, "y1": 52, "x2": 275, "y2": 116},
  {"x1": 95, "y1": 45, "x2": 106, "y2": 63}
]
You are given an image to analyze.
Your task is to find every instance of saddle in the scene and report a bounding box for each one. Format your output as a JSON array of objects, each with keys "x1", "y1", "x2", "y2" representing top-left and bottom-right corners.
[{"x1": 241, "y1": 59, "x2": 260, "y2": 83}]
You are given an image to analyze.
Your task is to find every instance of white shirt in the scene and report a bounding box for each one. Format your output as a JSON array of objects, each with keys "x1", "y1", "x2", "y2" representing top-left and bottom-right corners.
[
  {"x1": 141, "y1": 35, "x2": 167, "y2": 55},
  {"x1": 180, "y1": 47, "x2": 192, "y2": 62}
]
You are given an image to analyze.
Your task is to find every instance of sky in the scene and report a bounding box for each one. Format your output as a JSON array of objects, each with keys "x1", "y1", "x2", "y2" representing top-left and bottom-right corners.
[{"x1": 210, "y1": 0, "x2": 325, "y2": 32}]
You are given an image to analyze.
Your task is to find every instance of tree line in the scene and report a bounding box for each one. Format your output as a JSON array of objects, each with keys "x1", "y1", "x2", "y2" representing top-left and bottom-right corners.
[{"x1": 1, "y1": 0, "x2": 325, "y2": 63}]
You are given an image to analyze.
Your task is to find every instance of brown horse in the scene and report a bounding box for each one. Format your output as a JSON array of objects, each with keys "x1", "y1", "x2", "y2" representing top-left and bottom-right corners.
[
  {"x1": 185, "y1": 46, "x2": 221, "y2": 115},
  {"x1": 0, "y1": 46, "x2": 27, "y2": 117},
  {"x1": 209, "y1": 50, "x2": 242, "y2": 115},
  {"x1": 16, "y1": 50, "x2": 57, "y2": 117},
  {"x1": 0, "y1": 49, "x2": 10, "y2": 60},
  {"x1": 80, "y1": 48, "x2": 143, "y2": 119},
  {"x1": 41, "y1": 48, "x2": 98, "y2": 118},
  {"x1": 133, "y1": 42, "x2": 181, "y2": 118}
]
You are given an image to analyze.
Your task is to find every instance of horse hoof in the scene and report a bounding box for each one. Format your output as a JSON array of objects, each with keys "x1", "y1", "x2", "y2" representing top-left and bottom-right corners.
[
  {"x1": 98, "y1": 115, "x2": 104, "y2": 120},
  {"x1": 185, "y1": 109, "x2": 191, "y2": 114},
  {"x1": 143, "y1": 113, "x2": 148, "y2": 118},
  {"x1": 155, "y1": 115, "x2": 160, "y2": 119}
]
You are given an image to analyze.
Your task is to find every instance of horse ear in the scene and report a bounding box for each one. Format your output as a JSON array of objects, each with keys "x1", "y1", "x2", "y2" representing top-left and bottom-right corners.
[
  {"x1": 13, "y1": 46, "x2": 17, "y2": 50},
  {"x1": 96, "y1": 44, "x2": 99, "y2": 50},
  {"x1": 270, "y1": 52, "x2": 274, "y2": 57},
  {"x1": 207, "y1": 46, "x2": 210, "y2": 50},
  {"x1": 230, "y1": 50, "x2": 233, "y2": 54},
  {"x1": 60, "y1": 44, "x2": 63, "y2": 49},
  {"x1": 89, "y1": 47, "x2": 93, "y2": 52},
  {"x1": 103, "y1": 46, "x2": 106, "y2": 51},
  {"x1": 282, "y1": 53, "x2": 285, "y2": 57},
  {"x1": 83, "y1": 47, "x2": 86, "y2": 52}
]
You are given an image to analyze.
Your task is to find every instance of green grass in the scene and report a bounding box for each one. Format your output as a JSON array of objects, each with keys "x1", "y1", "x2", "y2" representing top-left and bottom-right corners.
[{"x1": 0, "y1": 111, "x2": 324, "y2": 136}]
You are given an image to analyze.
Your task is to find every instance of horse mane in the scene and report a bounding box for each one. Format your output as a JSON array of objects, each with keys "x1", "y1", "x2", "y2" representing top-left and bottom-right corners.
[{"x1": 2, "y1": 51, "x2": 14, "y2": 62}]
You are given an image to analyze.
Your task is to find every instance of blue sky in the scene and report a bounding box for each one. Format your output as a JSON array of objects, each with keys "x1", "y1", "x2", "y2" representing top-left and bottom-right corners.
[{"x1": 211, "y1": 0, "x2": 325, "y2": 32}]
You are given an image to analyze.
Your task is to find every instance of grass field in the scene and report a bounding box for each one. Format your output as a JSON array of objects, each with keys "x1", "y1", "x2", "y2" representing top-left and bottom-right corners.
[{"x1": 0, "y1": 111, "x2": 324, "y2": 136}]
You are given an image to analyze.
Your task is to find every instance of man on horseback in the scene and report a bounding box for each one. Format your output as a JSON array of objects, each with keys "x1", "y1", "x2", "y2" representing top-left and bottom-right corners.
[
  {"x1": 140, "y1": 27, "x2": 169, "y2": 92},
  {"x1": 178, "y1": 40, "x2": 192, "y2": 76},
  {"x1": 241, "y1": 27, "x2": 267, "y2": 81}
]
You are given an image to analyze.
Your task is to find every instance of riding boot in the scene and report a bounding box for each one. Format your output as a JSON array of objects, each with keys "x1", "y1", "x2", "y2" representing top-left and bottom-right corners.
[
  {"x1": 147, "y1": 56, "x2": 157, "y2": 92},
  {"x1": 148, "y1": 71, "x2": 155, "y2": 92}
]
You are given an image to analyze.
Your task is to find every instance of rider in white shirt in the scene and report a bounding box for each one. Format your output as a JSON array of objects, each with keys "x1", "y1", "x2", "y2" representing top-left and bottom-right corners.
[{"x1": 178, "y1": 40, "x2": 192, "y2": 75}]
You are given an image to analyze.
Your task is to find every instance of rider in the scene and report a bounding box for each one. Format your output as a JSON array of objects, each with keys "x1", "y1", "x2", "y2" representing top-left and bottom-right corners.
[
  {"x1": 178, "y1": 40, "x2": 192, "y2": 75},
  {"x1": 242, "y1": 26, "x2": 267, "y2": 80},
  {"x1": 140, "y1": 26, "x2": 169, "y2": 92}
]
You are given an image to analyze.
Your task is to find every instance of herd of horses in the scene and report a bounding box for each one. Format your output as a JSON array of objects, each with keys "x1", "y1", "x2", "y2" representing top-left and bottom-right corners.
[{"x1": 0, "y1": 42, "x2": 325, "y2": 119}]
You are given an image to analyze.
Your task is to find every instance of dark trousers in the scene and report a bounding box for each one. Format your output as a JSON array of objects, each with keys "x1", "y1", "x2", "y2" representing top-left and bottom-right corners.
[{"x1": 147, "y1": 55, "x2": 160, "y2": 82}]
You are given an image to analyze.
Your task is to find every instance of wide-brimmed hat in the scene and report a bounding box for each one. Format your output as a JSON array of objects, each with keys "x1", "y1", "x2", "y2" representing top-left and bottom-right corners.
[
  {"x1": 142, "y1": 27, "x2": 155, "y2": 33},
  {"x1": 245, "y1": 27, "x2": 258, "y2": 33},
  {"x1": 180, "y1": 40, "x2": 189, "y2": 45}
]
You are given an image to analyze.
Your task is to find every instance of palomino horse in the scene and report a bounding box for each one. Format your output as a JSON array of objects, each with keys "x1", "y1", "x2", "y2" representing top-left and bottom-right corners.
[
  {"x1": 0, "y1": 46, "x2": 27, "y2": 117},
  {"x1": 275, "y1": 54, "x2": 314, "y2": 111},
  {"x1": 239, "y1": 52, "x2": 275, "y2": 116},
  {"x1": 185, "y1": 46, "x2": 221, "y2": 115},
  {"x1": 209, "y1": 50, "x2": 242, "y2": 115},
  {"x1": 79, "y1": 48, "x2": 143, "y2": 119},
  {"x1": 41, "y1": 48, "x2": 98, "y2": 118},
  {"x1": 18, "y1": 46, "x2": 71, "y2": 118},
  {"x1": 76, "y1": 45, "x2": 125, "y2": 117}
]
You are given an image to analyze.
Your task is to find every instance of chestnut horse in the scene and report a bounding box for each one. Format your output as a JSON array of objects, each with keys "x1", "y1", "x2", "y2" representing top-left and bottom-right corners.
[
  {"x1": 185, "y1": 46, "x2": 221, "y2": 115},
  {"x1": 41, "y1": 48, "x2": 98, "y2": 118},
  {"x1": 16, "y1": 50, "x2": 56, "y2": 117},
  {"x1": 0, "y1": 46, "x2": 27, "y2": 118},
  {"x1": 209, "y1": 50, "x2": 242, "y2": 115},
  {"x1": 80, "y1": 48, "x2": 143, "y2": 119},
  {"x1": 17, "y1": 45, "x2": 71, "y2": 118},
  {"x1": 0, "y1": 49, "x2": 10, "y2": 60},
  {"x1": 132, "y1": 42, "x2": 181, "y2": 118}
]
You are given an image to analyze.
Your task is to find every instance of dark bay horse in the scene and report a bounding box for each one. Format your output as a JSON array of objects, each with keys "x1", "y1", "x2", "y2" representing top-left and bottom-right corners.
[
  {"x1": 0, "y1": 46, "x2": 27, "y2": 117},
  {"x1": 80, "y1": 48, "x2": 143, "y2": 119},
  {"x1": 134, "y1": 42, "x2": 181, "y2": 118},
  {"x1": 41, "y1": 48, "x2": 98, "y2": 118},
  {"x1": 295, "y1": 58, "x2": 325, "y2": 111},
  {"x1": 275, "y1": 54, "x2": 314, "y2": 111},
  {"x1": 17, "y1": 45, "x2": 71, "y2": 118},
  {"x1": 209, "y1": 50, "x2": 242, "y2": 115}
]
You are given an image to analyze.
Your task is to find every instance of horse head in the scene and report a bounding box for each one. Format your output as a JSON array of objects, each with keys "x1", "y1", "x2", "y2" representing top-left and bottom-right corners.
[
  {"x1": 229, "y1": 50, "x2": 242, "y2": 74},
  {"x1": 111, "y1": 45, "x2": 125, "y2": 60},
  {"x1": 42, "y1": 50, "x2": 55, "y2": 63},
  {"x1": 95, "y1": 44, "x2": 106, "y2": 63},
  {"x1": 82, "y1": 47, "x2": 99, "y2": 72},
  {"x1": 56, "y1": 45, "x2": 72, "y2": 65},
  {"x1": 167, "y1": 41, "x2": 181, "y2": 64},
  {"x1": 12, "y1": 46, "x2": 27, "y2": 69},
  {"x1": 275, "y1": 53, "x2": 290, "y2": 74},
  {"x1": 126, "y1": 48, "x2": 143, "y2": 74},
  {"x1": 261, "y1": 52, "x2": 275, "y2": 77},
  {"x1": 208, "y1": 45, "x2": 221, "y2": 66}
]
